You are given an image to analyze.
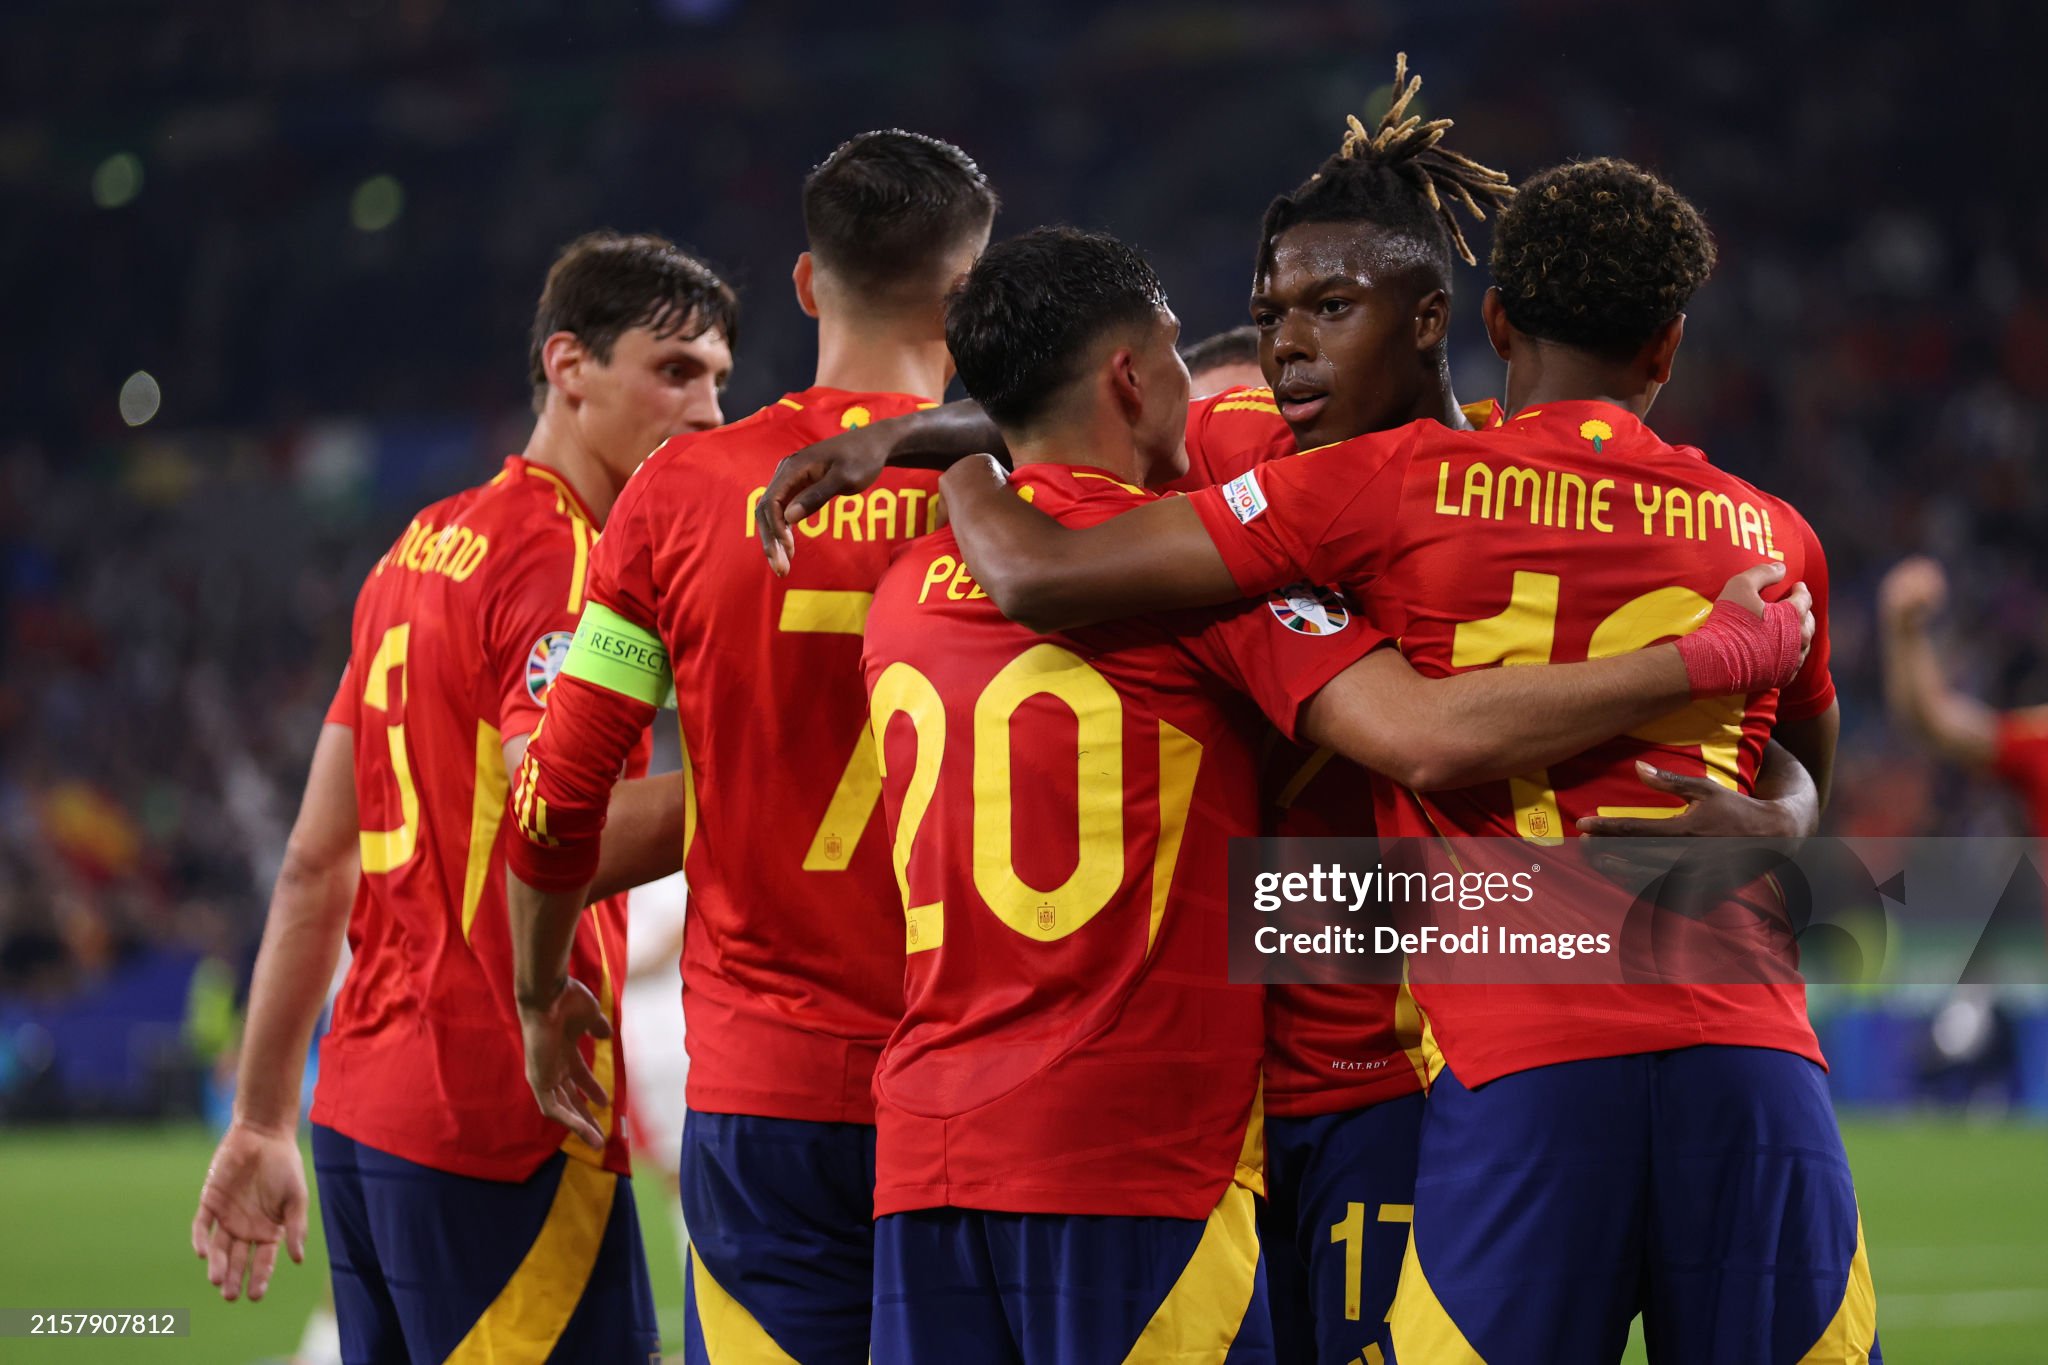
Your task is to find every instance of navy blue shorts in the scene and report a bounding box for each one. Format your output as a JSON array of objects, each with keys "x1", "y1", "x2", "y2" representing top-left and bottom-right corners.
[
  {"x1": 312, "y1": 1124, "x2": 658, "y2": 1364},
  {"x1": 1262, "y1": 1091, "x2": 1423, "y2": 1365},
  {"x1": 678, "y1": 1109, "x2": 877, "y2": 1365},
  {"x1": 1386, "y1": 1047, "x2": 1880, "y2": 1364},
  {"x1": 873, "y1": 1183, "x2": 1274, "y2": 1364}
]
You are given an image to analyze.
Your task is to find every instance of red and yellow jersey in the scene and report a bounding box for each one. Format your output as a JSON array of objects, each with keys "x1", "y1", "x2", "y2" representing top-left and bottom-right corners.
[
  {"x1": 1172, "y1": 389, "x2": 1503, "y2": 1118},
  {"x1": 506, "y1": 388, "x2": 941, "y2": 1127},
  {"x1": 859, "y1": 463, "x2": 1383, "y2": 1220},
  {"x1": 1188, "y1": 399, "x2": 1837, "y2": 1087},
  {"x1": 1994, "y1": 709, "x2": 2048, "y2": 837},
  {"x1": 315, "y1": 457, "x2": 644, "y2": 1180},
  {"x1": 1169, "y1": 385, "x2": 1298, "y2": 490}
]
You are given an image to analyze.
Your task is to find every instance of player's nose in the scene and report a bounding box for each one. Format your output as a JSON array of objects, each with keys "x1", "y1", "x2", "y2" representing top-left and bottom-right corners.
[
  {"x1": 684, "y1": 393, "x2": 724, "y2": 432},
  {"x1": 1269, "y1": 313, "x2": 1312, "y2": 363}
]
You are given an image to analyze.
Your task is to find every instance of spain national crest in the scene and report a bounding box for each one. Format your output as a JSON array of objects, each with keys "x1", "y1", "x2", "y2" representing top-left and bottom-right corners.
[
  {"x1": 1267, "y1": 584, "x2": 1351, "y2": 635},
  {"x1": 1036, "y1": 901, "x2": 1057, "y2": 932},
  {"x1": 526, "y1": 630, "x2": 575, "y2": 704}
]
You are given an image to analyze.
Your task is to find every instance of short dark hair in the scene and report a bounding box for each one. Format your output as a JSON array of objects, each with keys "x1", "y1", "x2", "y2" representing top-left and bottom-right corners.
[
  {"x1": 1489, "y1": 158, "x2": 1716, "y2": 358},
  {"x1": 528, "y1": 231, "x2": 739, "y2": 408},
  {"x1": 802, "y1": 130, "x2": 998, "y2": 298},
  {"x1": 1180, "y1": 325, "x2": 1260, "y2": 376},
  {"x1": 946, "y1": 227, "x2": 1168, "y2": 429},
  {"x1": 1256, "y1": 54, "x2": 1514, "y2": 289}
]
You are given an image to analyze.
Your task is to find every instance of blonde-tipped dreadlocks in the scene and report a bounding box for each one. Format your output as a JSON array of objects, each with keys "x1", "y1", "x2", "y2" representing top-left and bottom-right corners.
[{"x1": 1258, "y1": 53, "x2": 1514, "y2": 275}]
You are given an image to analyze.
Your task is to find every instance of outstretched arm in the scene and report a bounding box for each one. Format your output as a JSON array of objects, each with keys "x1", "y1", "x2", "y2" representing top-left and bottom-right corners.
[
  {"x1": 1300, "y1": 566, "x2": 1814, "y2": 791},
  {"x1": 941, "y1": 456, "x2": 1239, "y2": 632},
  {"x1": 1879, "y1": 556, "x2": 1997, "y2": 768},
  {"x1": 759, "y1": 400, "x2": 1006, "y2": 574},
  {"x1": 192, "y1": 722, "x2": 357, "y2": 1303}
]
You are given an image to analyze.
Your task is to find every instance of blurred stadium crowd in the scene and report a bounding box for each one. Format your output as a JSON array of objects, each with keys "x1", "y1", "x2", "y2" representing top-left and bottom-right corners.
[{"x1": 2, "y1": 1, "x2": 2040, "y2": 1091}]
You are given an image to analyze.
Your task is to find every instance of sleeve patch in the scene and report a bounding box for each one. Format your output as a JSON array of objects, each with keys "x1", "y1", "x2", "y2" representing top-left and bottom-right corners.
[
  {"x1": 1267, "y1": 584, "x2": 1351, "y2": 635},
  {"x1": 1222, "y1": 471, "x2": 1268, "y2": 524},
  {"x1": 526, "y1": 630, "x2": 575, "y2": 704},
  {"x1": 559, "y1": 602, "x2": 672, "y2": 706}
]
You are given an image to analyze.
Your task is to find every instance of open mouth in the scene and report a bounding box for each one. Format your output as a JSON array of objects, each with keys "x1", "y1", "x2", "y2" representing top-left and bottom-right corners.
[{"x1": 1275, "y1": 390, "x2": 1329, "y2": 426}]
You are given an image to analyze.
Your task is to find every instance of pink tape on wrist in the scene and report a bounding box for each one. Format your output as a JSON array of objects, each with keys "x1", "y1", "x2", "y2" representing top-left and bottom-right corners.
[{"x1": 1674, "y1": 597, "x2": 1805, "y2": 698}]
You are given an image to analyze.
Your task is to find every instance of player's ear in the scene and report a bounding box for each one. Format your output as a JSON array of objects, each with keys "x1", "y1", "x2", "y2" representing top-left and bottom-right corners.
[
  {"x1": 1644, "y1": 314, "x2": 1685, "y2": 386},
  {"x1": 1108, "y1": 346, "x2": 1145, "y2": 426},
  {"x1": 1480, "y1": 287, "x2": 1514, "y2": 361},
  {"x1": 792, "y1": 253, "x2": 821, "y2": 320},
  {"x1": 542, "y1": 332, "x2": 590, "y2": 403},
  {"x1": 1413, "y1": 286, "x2": 1451, "y2": 355}
]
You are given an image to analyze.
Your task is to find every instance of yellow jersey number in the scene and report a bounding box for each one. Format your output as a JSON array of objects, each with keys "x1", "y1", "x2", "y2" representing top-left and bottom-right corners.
[
  {"x1": 870, "y1": 644, "x2": 1204, "y2": 953},
  {"x1": 1450, "y1": 570, "x2": 1746, "y2": 843}
]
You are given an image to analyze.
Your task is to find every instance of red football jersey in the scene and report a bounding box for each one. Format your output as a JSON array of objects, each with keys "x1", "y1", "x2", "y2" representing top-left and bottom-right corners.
[
  {"x1": 507, "y1": 388, "x2": 941, "y2": 1126},
  {"x1": 1169, "y1": 389, "x2": 1503, "y2": 1117},
  {"x1": 1993, "y1": 709, "x2": 2048, "y2": 837},
  {"x1": 1188, "y1": 399, "x2": 1837, "y2": 1087},
  {"x1": 859, "y1": 463, "x2": 1384, "y2": 1220},
  {"x1": 1167, "y1": 385, "x2": 1297, "y2": 491},
  {"x1": 315, "y1": 457, "x2": 643, "y2": 1179}
]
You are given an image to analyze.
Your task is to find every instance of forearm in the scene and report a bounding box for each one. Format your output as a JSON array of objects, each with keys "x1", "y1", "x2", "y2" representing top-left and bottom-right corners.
[
  {"x1": 885, "y1": 399, "x2": 1008, "y2": 469},
  {"x1": 943, "y1": 459, "x2": 1240, "y2": 632},
  {"x1": 586, "y1": 770, "x2": 688, "y2": 904},
  {"x1": 1749, "y1": 739, "x2": 1821, "y2": 836},
  {"x1": 1882, "y1": 623, "x2": 1996, "y2": 764},
  {"x1": 1310, "y1": 646, "x2": 1694, "y2": 792},
  {"x1": 1775, "y1": 701, "x2": 1840, "y2": 809},
  {"x1": 510, "y1": 874, "x2": 589, "y2": 1009},
  {"x1": 233, "y1": 725, "x2": 358, "y2": 1132},
  {"x1": 233, "y1": 856, "x2": 355, "y2": 1132},
  {"x1": 1433, "y1": 648, "x2": 1696, "y2": 783},
  {"x1": 506, "y1": 673, "x2": 660, "y2": 895}
]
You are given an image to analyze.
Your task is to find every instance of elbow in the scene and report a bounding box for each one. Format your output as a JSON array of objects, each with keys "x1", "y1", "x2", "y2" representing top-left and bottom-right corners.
[
  {"x1": 276, "y1": 837, "x2": 351, "y2": 892},
  {"x1": 1389, "y1": 738, "x2": 1494, "y2": 794},
  {"x1": 974, "y1": 561, "x2": 1074, "y2": 635},
  {"x1": 1392, "y1": 756, "x2": 1454, "y2": 793}
]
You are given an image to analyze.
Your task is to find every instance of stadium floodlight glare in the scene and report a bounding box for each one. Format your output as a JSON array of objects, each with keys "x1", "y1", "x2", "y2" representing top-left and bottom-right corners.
[
  {"x1": 350, "y1": 175, "x2": 404, "y2": 232},
  {"x1": 92, "y1": 152, "x2": 142, "y2": 209},
  {"x1": 119, "y1": 371, "x2": 161, "y2": 426}
]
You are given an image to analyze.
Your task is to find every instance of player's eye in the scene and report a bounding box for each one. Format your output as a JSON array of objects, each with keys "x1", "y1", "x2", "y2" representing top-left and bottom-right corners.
[
  {"x1": 1318, "y1": 297, "x2": 1350, "y2": 317},
  {"x1": 1252, "y1": 311, "x2": 1280, "y2": 330}
]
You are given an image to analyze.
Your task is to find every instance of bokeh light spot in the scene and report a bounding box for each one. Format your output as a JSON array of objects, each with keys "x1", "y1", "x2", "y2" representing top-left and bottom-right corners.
[
  {"x1": 119, "y1": 371, "x2": 161, "y2": 426},
  {"x1": 92, "y1": 153, "x2": 143, "y2": 209},
  {"x1": 350, "y1": 175, "x2": 404, "y2": 232}
]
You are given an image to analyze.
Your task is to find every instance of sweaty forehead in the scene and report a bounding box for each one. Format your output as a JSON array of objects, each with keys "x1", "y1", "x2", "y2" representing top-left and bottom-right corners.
[{"x1": 1258, "y1": 220, "x2": 1438, "y2": 298}]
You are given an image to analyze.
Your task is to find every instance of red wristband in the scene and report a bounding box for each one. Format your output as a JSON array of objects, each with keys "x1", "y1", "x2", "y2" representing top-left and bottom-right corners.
[{"x1": 1674, "y1": 597, "x2": 1805, "y2": 698}]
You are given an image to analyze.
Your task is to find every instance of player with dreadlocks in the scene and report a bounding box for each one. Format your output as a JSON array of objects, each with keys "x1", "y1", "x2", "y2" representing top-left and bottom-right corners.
[
  {"x1": 1230, "y1": 51, "x2": 1511, "y2": 455},
  {"x1": 751, "y1": 60, "x2": 1825, "y2": 1363}
]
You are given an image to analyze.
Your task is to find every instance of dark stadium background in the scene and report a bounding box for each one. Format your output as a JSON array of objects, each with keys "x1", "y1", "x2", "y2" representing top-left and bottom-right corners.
[{"x1": 3, "y1": 2, "x2": 2045, "y2": 1360}]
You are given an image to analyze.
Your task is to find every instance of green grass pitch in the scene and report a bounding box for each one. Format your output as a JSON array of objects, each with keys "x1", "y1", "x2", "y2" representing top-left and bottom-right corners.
[{"x1": 0, "y1": 1118, "x2": 2040, "y2": 1362}]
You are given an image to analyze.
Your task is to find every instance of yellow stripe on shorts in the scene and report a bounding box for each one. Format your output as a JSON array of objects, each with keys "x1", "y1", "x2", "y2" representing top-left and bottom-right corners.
[
  {"x1": 442, "y1": 1159, "x2": 616, "y2": 1364},
  {"x1": 1797, "y1": 1213, "x2": 1879, "y2": 1364},
  {"x1": 687, "y1": 1243, "x2": 801, "y2": 1363},
  {"x1": 1121, "y1": 1182, "x2": 1263, "y2": 1364},
  {"x1": 1386, "y1": 1201, "x2": 1488, "y2": 1364}
]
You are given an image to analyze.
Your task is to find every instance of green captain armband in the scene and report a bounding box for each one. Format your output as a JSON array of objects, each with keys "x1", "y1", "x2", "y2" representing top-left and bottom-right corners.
[{"x1": 559, "y1": 602, "x2": 673, "y2": 707}]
